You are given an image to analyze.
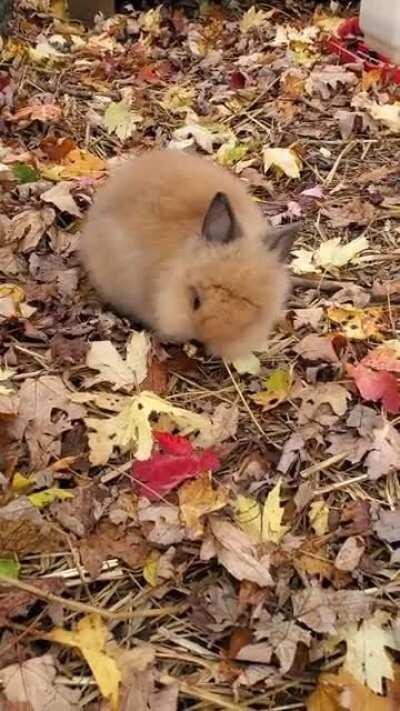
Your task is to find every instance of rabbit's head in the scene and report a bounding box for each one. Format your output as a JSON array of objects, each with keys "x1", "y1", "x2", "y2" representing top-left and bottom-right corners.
[{"x1": 155, "y1": 192, "x2": 300, "y2": 360}]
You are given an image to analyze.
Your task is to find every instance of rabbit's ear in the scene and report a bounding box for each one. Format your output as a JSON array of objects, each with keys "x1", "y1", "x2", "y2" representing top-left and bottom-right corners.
[
  {"x1": 266, "y1": 222, "x2": 301, "y2": 262},
  {"x1": 202, "y1": 192, "x2": 239, "y2": 245}
]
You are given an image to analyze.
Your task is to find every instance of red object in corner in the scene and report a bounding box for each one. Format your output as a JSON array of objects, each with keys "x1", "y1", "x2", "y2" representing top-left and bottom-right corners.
[{"x1": 325, "y1": 16, "x2": 400, "y2": 85}]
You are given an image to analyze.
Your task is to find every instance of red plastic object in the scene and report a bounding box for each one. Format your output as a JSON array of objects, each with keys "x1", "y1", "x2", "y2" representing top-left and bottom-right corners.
[{"x1": 325, "y1": 16, "x2": 400, "y2": 85}]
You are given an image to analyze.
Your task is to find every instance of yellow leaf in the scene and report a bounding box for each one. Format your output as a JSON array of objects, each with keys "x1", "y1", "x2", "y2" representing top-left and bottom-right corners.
[
  {"x1": 309, "y1": 500, "x2": 329, "y2": 536},
  {"x1": 263, "y1": 147, "x2": 302, "y2": 179},
  {"x1": 41, "y1": 149, "x2": 106, "y2": 181},
  {"x1": 138, "y1": 6, "x2": 162, "y2": 35},
  {"x1": 47, "y1": 614, "x2": 121, "y2": 710},
  {"x1": 160, "y1": 85, "x2": 194, "y2": 114},
  {"x1": 11, "y1": 473, "x2": 32, "y2": 494},
  {"x1": 368, "y1": 102, "x2": 400, "y2": 133},
  {"x1": 103, "y1": 101, "x2": 141, "y2": 141},
  {"x1": 239, "y1": 6, "x2": 270, "y2": 33},
  {"x1": 291, "y1": 236, "x2": 369, "y2": 274},
  {"x1": 234, "y1": 495, "x2": 262, "y2": 543},
  {"x1": 251, "y1": 368, "x2": 292, "y2": 411},
  {"x1": 178, "y1": 471, "x2": 228, "y2": 537},
  {"x1": 143, "y1": 551, "x2": 161, "y2": 587},
  {"x1": 314, "y1": 15, "x2": 344, "y2": 34},
  {"x1": 84, "y1": 390, "x2": 213, "y2": 465},
  {"x1": 327, "y1": 305, "x2": 384, "y2": 341},
  {"x1": 231, "y1": 353, "x2": 261, "y2": 376},
  {"x1": 28, "y1": 487, "x2": 74, "y2": 509},
  {"x1": 262, "y1": 479, "x2": 289, "y2": 544}
]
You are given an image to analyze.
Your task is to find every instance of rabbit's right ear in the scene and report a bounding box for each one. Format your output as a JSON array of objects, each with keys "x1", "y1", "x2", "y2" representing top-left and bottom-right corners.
[{"x1": 202, "y1": 192, "x2": 238, "y2": 245}]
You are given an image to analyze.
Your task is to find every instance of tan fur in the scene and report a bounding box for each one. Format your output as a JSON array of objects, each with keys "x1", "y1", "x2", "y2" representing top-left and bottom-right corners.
[{"x1": 81, "y1": 149, "x2": 292, "y2": 359}]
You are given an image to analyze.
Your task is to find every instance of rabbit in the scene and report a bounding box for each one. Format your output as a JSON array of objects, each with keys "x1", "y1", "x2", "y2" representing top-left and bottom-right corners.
[{"x1": 80, "y1": 149, "x2": 300, "y2": 360}]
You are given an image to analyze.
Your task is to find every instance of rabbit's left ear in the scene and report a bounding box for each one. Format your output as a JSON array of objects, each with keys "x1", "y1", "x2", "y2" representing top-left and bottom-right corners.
[
  {"x1": 265, "y1": 222, "x2": 302, "y2": 262},
  {"x1": 202, "y1": 192, "x2": 240, "y2": 245}
]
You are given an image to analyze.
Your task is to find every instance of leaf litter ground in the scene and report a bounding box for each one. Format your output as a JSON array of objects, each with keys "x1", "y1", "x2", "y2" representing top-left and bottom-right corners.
[{"x1": 1, "y1": 1, "x2": 400, "y2": 709}]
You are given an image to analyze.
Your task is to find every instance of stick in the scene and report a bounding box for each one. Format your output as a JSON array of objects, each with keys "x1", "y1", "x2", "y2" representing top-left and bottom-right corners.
[{"x1": 0, "y1": 575, "x2": 185, "y2": 622}]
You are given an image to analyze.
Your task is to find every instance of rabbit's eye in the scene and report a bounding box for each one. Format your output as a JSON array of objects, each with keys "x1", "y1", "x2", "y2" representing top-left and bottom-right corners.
[{"x1": 192, "y1": 291, "x2": 201, "y2": 311}]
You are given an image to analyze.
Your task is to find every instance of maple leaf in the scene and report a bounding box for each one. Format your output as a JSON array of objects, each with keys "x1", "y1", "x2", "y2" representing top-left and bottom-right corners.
[
  {"x1": 132, "y1": 432, "x2": 219, "y2": 500},
  {"x1": 348, "y1": 363, "x2": 400, "y2": 414},
  {"x1": 84, "y1": 390, "x2": 214, "y2": 465},
  {"x1": 251, "y1": 369, "x2": 292, "y2": 411},
  {"x1": 239, "y1": 6, "x2": 271, "y2": 33},
  {"x1": 42, "y1": 148, "x2": 106, "y2": 180},
  {"x1": 86, "y1": 332, "x2": 150, "y2": 391},
  {"x1": 47, "y1": 614, "x2": 121, "y2": 710},
  {"x1": 291, "y1": 236, "x2": 369, "y2": 274},
  {"x1": 305, "y1": 65, "x2": 357, "y2": 99},
  {"x1": 104, "y1": 101, "x2": 142, "y2": 141},
  {"x1": 178, "y1": 471, "x2": 227, "y2": 537},
  {"x1": 361, "y1": 341, "x2": 400, "y2": 373},
  {"x1": 1, "y1": 654, "x2": 81, "y2": 710},
  {"x1": 307, "y1": 671, "x2": 391, "y2": 711},
  {"x1": 328, "y1": 305, "x2": 385, "y2": 341},
  {"x1": 263, "y1": 147, "x2": 302, "y2": 179},
  {"x1": 41, "y1": 180, "x2": 82, "y2": 217},
  {"x1": 328, "y1": 612, "x2": 400, "y2": 694}
]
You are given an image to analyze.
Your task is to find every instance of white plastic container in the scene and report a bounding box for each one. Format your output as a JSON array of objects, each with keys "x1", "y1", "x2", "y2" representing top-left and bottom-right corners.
[{"x1": 360, "y1": 0, "x2": 400, "y2": 64}]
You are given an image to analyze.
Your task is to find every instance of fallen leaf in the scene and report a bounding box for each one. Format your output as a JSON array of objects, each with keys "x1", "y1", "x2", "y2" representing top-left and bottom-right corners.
[
  {"x1": 231, "y1": 353, "x2": 261, "y2": 376},
  {"x1": 104, "y1": 100, "x2": 141, "y2": 141},
  {"x1": 307, "y1": 671, "x2": 391, "y2": 711},
  {"x1": 374, "y1": 509, "x2": 400, "y2": 543},
  {"x1": 291, "y1": 236, "x2": 369, "y2": 274},
  {"x1": 348, "y1": 364, "x2": 400, "y2": 414},
  {"x1": 294, "y1": 334, "x2": 340, "y2": 363},
  {"x1": 334, "y1": 536, "x2": 365, "y2": 572},
  {"x1": 84, "y1": 390, "x2": 214, "y2": 465},
  {"x1": 0, "y1": 558, "x2": 20, "y2": 579},
  {"x1": 309, "y1": 500, "x2": 329, "y2": 536},
  {"x1": 4, "y1": 207, "x2": 55, "y2": 252},
  {"x1": 306, "y1": 65, "x2": 357, "y2": 99},
  {"x1": 329, "y1": 612, "x2": 400, "y2": 693},
  {"x1": 239, "y1": 6, "x2": 271, "y2": 32},
  {"x1": 253, "y1": 612, "x2": 311, "y2": 674},
  {"x1": 79, "y1": 520, "x2": 148, "y2": 579},
  {"x1": 293, "y1": 588, "x2": 372, "y2": 634},
  {"x1": 328, "y1": 306, "x2": 385, "y2": 340},
  {"x1": 235, "y1": 479, "x2": 289, "y2": 544},
  {"x1": 8, "y1": 102, "x2": 62, "y2": 123},
  {"x1": 322, "y1": 199, "x2": 375, "y2": 228},
  {"x1": 12, "y1": 162, "x2": 40, "y2": 183},
  {"x1": 86, "y1": 332, "x2": 150, "y2": 390},
  {"x1": 297, "y1": 382, "x2": 350, "y2": 426},
  {"x1": 0, "y1": 497, "x2": 66, "y2": 556},
  {"x1": 41, "y1": 180, "x2": 82, "y2": 217},
  {"x1": 206, "y1": 518, "x2": 273, "y2": 587},
  {"x1": 28, "y1": 487, "x2": 74, "y2": 509},
  {"x1": 9, "y1": 375, "x2": 84, "y2": 468},
  {"x1": 251, "y1": 369, "x2": 292, "y2": 410},
  {"x1": 42, "y1": 148, "x2": 106, "y2": 180},
  {"x1": 1, "y1": 654, "x2": 81, "y2": 710},
  {"x1": 263, "y1": 147, "x2": 302, "y2": 179},
  {"x1": 367, "y1": 101, "x2": 400, "y2": 133},
  {"x1": 132, "y1": 431, "x2": 219, "y2": 500},
  {"x1": 47, "y1": 614, "x2": 120, "y2": 709},
  {"x1": 361, "y1": 341, "x2": 400, "y2": 373},
  {"x1": 178, "y1": 471, "x2": 227, "y2": 537},
  {"x1": 293, "y1": 306, "x2": 324, "y2": 330}
]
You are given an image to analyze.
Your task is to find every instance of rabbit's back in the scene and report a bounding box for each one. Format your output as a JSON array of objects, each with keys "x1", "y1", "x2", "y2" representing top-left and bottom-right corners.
[{"x1": 81, "y1": 150, "x2": 265, "y2": 322}]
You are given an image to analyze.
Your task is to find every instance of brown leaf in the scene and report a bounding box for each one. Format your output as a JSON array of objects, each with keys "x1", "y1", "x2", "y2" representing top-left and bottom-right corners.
[
  {"x1": 1, "y1": 655, "x2": 80, "y2": 710},
  {"x1": 297, "y1": 383, "x2": 350, "y2": 427},
  {"x1": 374, "y1": 509, "x2": 400, "y2": 543},
  {"x1": 8, "y1": 375, "x2": 84, "y2": 468},
  {"x1": 253, "y1": 611, "x2": 311, "y2": 674},
  {"x1": 0, "y1": 498, "x2": 65, "y2": 556},
  {"x1": 5, "y1": 209, "x2": 55, "y2": 253},
  {"x1": 0, "y1": 578, "x2": 64, "y2": 626},
  {"x1": 79, "y1": 520, "x2": 148, "y2": 579},
  {"x1": 51, "y1": 483, "x2": 110, "y2": 537},
  {"x1": 50, "y1": 335, "x2": 89, "y2": 366},
  {"x1": 322, "y1": 198, "x2": 375, "y2": 227},
  {"x1": 292, "y1": 588, "x2": 372, "y2": 633},
  {"x1": 335, "y1": 537, "x2": 365, "y2": 572},
  {"x1": 294, "y1": 334, "x2": 340, "y2": 363}
]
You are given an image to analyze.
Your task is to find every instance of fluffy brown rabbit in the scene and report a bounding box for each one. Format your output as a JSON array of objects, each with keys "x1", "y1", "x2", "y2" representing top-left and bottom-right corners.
[{"x1": 81, "y1": 149, "x2": 300, "y2": 360}]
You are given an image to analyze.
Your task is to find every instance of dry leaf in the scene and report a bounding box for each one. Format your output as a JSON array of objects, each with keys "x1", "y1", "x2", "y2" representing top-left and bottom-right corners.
[
  {"x1": 251, "y1": 369, "x2": 292, "y2": 411},
  {"x1": 292, "y1": 588, "x2": 372, "y2": 634},
  {"x1": 291, "y1": 236, "x2": 369, "y2": 274},
  {"x1": 178, "y1": 471, "x2": 227, "y2": 537},
  {"x1": 334, "y1": 536, "x2": 365, "y2": 572},
  {"x1": 41, "y1": 180, "x2": 82, "y2": 217},
  {"x1": 309, "y1": 500, "x2": 329, "y2": 536},
  {"x1": 263, "y1": 147, "x2": 302, "y2": 179},
  {"x1": 47, "y1": 614, "x2": 121, "y2": 710},
  {"x1": 1, "y1": 654, "x2": 81, "y2": 711},
  {"x1": 235, "y1": 480, "x2": 289, "y2": 544},
  {"x1": 104, "y1": 100, "x2": 141, "y2": 141},
  {"x1": 329, "y1": 612, "x2": 400, "y2": 694},
  {"x1": 306, "y1": 65, "x2": 357, "y2": 99},
  {"x1": 307, "y1": 671, "x2": 391, "y2": 711},
  {"x1": 232, "y1": 353, "x2": 261, "y2": 375},
  {"x1": 207, "y1": 518, "x2": 274, "y2": 587},
  {"x1": 86, "y1": 332, "x2": 150, "y2": 390},
  {"x1": 328, "y1": 306, "x2": 385, "y2": 341}
]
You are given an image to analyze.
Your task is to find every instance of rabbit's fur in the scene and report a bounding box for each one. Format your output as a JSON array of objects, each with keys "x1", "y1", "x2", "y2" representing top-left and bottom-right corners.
[{"x1": 81, "y1": 149, "x2": 300, "y2": 360}]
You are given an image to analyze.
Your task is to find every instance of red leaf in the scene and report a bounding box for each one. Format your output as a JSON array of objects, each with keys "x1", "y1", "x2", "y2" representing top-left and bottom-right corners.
[
  {"x1": 348, "y1": 363, "x2": 400, "y2": 414},
  {"x1": 132, "y1": 432, "x2": 220, "y2": 500}
]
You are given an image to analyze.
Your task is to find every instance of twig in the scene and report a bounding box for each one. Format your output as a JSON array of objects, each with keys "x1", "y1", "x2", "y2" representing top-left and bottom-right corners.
[
  {"x1": 300, "y1": 451, "x2": 351, "y2": 479},
  {"x1": 324, "y1": 140, "x2": 357, "y2": 185},
  {"x1": 224, "y1": 360, "x2": 276, "y2": 446},
  {"x1": 0, "y1": 575, "x2": 185, "y2": 622}
]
